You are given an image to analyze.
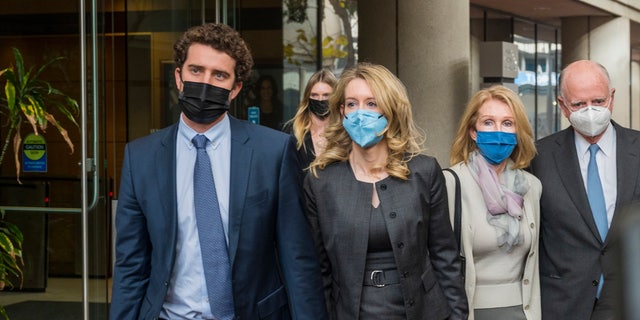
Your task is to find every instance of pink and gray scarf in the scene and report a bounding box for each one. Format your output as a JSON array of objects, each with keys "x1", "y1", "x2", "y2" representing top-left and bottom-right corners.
[{"x1": 468, "y1": 151, "x2": 530, "y2": 252}]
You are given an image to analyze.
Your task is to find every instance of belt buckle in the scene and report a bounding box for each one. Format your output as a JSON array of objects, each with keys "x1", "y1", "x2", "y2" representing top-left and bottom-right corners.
[{"x1": 370, "y1": 270, "x2": 385, "y2": 288}]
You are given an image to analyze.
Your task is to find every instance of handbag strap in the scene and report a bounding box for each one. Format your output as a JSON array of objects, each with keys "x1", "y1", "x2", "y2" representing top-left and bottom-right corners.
[{"x1": 443, "y1": 168, "x2": 462, "y2": 253}]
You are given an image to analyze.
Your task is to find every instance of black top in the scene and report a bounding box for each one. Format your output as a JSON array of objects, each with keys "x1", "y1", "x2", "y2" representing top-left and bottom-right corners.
[
  {"x1": 367, "y1": 205, "x2": 392, "y2": 253},
  {"x1": 281, "y1": 122, "x2": 316, "y2": 170}
]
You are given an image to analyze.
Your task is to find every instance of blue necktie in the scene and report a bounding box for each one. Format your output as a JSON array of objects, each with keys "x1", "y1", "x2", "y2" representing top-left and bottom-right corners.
[
  {"x1": 587, "y1": 143, "x2": 607, "y2": 298},
  {"x1": 193, "y1": 134, "x2": 235, "y2": 319}
]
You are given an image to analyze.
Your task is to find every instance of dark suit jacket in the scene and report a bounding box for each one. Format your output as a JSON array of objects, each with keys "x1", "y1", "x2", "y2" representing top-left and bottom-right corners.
[
  {"x1": 303, "y1": 155, "x2": 468, "y2": 320},
  {"x1": 591, "y1": 200, "x2": 640, "y2": 320},
  {"x1": 110, "y1": 116, "x2": 327, "y2": 320},
  {"x1": 529, "y1": 122, "x2": 640, "y2": 320}
]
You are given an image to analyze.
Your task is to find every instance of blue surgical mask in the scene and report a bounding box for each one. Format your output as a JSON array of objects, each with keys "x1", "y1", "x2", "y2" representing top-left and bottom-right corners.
[
  {"x1": 342, "y1": 109, "x2": 388, "y2": 148},
  {"x1": 475, "y1": 131, "x2": 517, "y2": 165}
]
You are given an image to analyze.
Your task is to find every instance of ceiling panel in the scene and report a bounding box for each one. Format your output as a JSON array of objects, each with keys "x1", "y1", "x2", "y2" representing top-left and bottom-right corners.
[{"x1": 470, "y1": 0, "x2": 611, "y2": 20}]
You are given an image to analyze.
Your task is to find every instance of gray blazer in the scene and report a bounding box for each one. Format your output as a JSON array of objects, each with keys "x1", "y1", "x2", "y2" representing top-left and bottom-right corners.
[
  {"x1": 303, "y1": 154, "x2": 468, "y2": 320},
  {"x1": 529, "y1": 122, "x2": 640, "y2": 320}
]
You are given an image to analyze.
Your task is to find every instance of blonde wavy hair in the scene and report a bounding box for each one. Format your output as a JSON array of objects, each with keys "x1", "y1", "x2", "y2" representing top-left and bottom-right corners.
[
  {"x1": 310, "y1": 63, "x2": 424, "y2": 180},
  {"x1": 284, "y1": 69, "x2": 337, "y2": 150},
  {"x1": 450, "y1": 85, "x2": 536, "y2": 169}
]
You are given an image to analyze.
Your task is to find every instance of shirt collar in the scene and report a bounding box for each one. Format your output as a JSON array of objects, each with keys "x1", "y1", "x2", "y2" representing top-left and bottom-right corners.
[
  {"x1": 178, "y1": 114, "x2": 230, "y2": 150},
  {"x1": 574, "y1": 122, "x2": 615, "y2": 157}
]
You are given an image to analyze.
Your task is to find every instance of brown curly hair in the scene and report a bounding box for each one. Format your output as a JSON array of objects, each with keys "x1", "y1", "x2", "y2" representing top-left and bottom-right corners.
[{"x1": 173, "y1": 23, "x2": 254, "y2": 83}]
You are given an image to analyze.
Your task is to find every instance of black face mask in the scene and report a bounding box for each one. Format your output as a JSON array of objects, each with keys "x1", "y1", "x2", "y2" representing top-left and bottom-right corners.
[
  {"x1": 178, "y1": 81, "x2": 231, "y2": 124},
  {"x1": 308, "y1": 98, "x2": 329, "y2": 119}
]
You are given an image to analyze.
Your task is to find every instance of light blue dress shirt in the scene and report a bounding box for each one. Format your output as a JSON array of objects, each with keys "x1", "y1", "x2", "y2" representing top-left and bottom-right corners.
[
  {"x1": 575, "y1": 123, "x2": 617, "y2": 227},
  {"x1": 160, "y1": 114, "x2": 232, "y2": 319}
]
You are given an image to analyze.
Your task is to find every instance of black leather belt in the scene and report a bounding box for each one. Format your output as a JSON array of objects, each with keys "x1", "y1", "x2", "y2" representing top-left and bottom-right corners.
[{"x1": 363, "y1": 269, "x2": 400, "y2": 287}]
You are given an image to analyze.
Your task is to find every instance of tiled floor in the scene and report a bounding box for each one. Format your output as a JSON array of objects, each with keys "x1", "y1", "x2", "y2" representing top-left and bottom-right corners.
[{"x1": 0, "y1": 277, "x2": 111, "y2": 306}]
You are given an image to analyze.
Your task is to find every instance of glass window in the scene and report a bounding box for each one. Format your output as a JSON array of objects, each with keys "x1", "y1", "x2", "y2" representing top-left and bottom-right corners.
[
  {"x1": 513, "y1": 19, "x2": 561, "y2": 139},
  {"x1": 281, "y1": 0, "x2": 358, "y2": 126},
  {"x1": 229, "y1": 0, "x2": 357, "y2": 130},
  {"x1": 473, "y1": 5, "x2": 562, "y2": 140}
]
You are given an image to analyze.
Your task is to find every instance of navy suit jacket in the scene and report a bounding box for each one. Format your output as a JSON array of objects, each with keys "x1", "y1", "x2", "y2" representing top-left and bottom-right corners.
[
  {"x1": 110, "y1": 115, "x2": 327, "y2": 320},
  {"x1": 529, "y1": 122, "x2": 640, "y2": 320}
]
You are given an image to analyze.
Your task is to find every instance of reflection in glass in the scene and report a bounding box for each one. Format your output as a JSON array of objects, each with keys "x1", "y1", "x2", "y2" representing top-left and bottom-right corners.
[
  {"x1": 514, "y1": 20, "x2": 561, "y2": 140},
  {"x1": 282, "y1": 0, "x2": 358, "y2": 123}
]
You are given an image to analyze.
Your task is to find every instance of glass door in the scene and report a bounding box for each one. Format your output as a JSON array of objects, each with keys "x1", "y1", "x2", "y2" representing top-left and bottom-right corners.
[
  {"x1": 0, "y1": 1, "x2": 225, "y2": 319},
  {"x1": 0, "y1": 0, "x2": 111, "y2": 319}
]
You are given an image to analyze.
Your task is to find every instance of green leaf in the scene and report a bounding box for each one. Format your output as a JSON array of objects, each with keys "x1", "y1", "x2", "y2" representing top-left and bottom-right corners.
[
  {"x1": 0, "y1": 304, "x2": 9, "y2": 320},
  {"x1": 322, "y1": 47, "x2": 334, "y2": 57},
  {"x1": 0, "y1": 234, "x2": 15, "y2": 258},
  {"x1": 6, "y1": 223, "x2": 23, "y2": 245},
  {"x1": 34, "y1": 56, "x2": 64, "y2": 80},
  {"x1": 4, "y1": 81, "x2": 15, "y2": 113},
  {"x1": 28, "y1": 96, "x2": 47, "y2": 122},
  {"x1": 54, "y1": 100, "x2": 79, "y2": 127},
  {"x1": 335, "y1": 35, "x2": 349, "y2": 46},
  {"x1": 12, "y1": 47, "x2": 24, "y2": 80}
]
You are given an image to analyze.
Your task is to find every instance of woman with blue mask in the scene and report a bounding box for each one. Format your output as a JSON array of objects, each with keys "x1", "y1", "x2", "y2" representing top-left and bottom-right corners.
[
  {"x1": 304, "y1": 63, "x2": 468, "y2": 320},
  {"x1": 445, "y1": 85, "x2": 541, "y2": 320},
  {"x1": 282, "y1": 69, "x2": 337, "y2": 169}
]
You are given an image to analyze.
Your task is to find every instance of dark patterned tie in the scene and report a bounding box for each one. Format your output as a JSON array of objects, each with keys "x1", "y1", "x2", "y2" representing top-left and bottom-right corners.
[
  {"x1": 192, "y1": 134, "x2": 235, "y2": 319},
  {"x1": 587, "y1": 143, "x2": 607, "y2": 298}
]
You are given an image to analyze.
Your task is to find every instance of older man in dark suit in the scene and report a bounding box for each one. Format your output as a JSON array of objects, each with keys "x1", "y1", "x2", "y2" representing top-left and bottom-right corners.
[
  {"x1": 110, "y1": 23, "x2": 327, "y2": 320},
  {"x1": 529, "y1": 60, "x2": 640, "y2": 320}
]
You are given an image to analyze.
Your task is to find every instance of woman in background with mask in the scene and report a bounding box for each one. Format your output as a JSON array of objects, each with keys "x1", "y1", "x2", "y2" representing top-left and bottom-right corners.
[
  {"x1": 304, "y1": 62, "x2": 468, "y2": 320},
  {"x1": 282, "y1": 69, "x2": 337, "y2": 169},
  {"x1": 445, "y1": 85, "x2": 541, "y2": 320}
]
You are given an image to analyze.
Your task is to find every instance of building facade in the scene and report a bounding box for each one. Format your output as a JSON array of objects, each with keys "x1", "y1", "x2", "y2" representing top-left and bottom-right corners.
[{"x1": 1, "y1": 0, "x2": 639, "y2": 318}]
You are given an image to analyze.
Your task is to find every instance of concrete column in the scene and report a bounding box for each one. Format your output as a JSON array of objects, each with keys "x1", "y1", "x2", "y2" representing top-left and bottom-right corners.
[
  {"x1": 358, "y1": 0, "x2": 398, "y2": 73},
  {"x1": 359, "y1": 0, "x2": 470, "y2": 165},
  {"x1": 561, "y1": 16, "x2": 631, "y2": 127},
  {"x1": 632, "y1": 61, "x2": 640, "y2": 129}
]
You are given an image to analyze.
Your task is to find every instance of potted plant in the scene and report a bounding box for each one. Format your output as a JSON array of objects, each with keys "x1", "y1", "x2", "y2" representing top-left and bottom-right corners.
[
  {"x1": 0, "y1": 47, "x2": 78, "y2": 319},
  {"x1": 0, "y1": 208, "x2": 23, "y2": 320},
  {"x1": 0, "y1": 47, "x2": 79, "y2": 183}
]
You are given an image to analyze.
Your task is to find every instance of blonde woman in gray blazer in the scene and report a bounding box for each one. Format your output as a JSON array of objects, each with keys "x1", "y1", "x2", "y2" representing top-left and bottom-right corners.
[
  {"x1": 304, "y1": 63, "x2": 468, "y2": 320},
  {"x1": 444, "y1": 86, "x2": 541, "y2": 320}
]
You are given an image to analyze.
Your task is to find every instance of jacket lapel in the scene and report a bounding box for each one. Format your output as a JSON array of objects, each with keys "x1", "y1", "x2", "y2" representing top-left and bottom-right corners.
[
  {"x1": 553, "y1": 128, "x2": 603, "y2": 241},
  {"x1": 339, "y1": 162, "x2": 371, "y2": 268},
  {"x1": 227, "y1": 117, "x2": 252, "y2": 267},
  {"x1": 156, "y1": 123, "x2": 179, "y2": 265},
  {"x1": 158, "y1": 124, "x2": 179, "y2": 220}
]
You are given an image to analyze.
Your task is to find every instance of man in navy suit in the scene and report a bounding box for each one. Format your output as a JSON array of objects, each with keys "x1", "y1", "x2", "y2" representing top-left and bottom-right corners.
[
  {"x1": 110, "y1": 23, "x2": 327, "y2": 320},
  {"x1": 530, "y1": 60, "x2": 640, "y2": 320}
]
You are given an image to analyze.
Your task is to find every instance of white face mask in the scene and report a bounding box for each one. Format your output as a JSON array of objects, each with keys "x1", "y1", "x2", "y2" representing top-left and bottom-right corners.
[{"x1": 569, "y1": 106, "x2": 611, "y2": 137}]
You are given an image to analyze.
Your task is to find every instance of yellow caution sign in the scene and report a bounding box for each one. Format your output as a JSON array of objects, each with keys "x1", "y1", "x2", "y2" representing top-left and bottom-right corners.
[{"x1": 23, "y1": 133, "x2": 47, "y2": 172}]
